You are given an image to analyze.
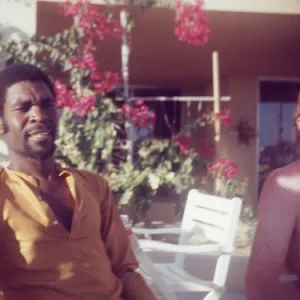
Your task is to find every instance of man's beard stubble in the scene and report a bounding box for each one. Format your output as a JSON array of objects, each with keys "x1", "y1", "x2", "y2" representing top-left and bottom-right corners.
[
  {"x1": 23, "y1": 142, "x2": 56, "y2": 161},
  {"x1": 2, "y1": 117, "x2": 56, "y2": 161}
]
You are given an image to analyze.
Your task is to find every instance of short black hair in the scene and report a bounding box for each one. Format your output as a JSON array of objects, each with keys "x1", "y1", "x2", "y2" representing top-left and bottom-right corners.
[{"x1": 0, "y1": 63, "x2": 56, "y2": 114}]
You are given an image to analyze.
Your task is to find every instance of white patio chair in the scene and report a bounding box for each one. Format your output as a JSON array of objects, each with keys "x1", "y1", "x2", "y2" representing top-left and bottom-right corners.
[
  {"x1": 132, "y1": 189, "x2": 243, "y2": 300},
  {"x1": 120, "y1": 214, "x2": 177, "y2": 300},
  {"x1": 130, "y1": 234, "x2": 178, "y2": 300}
]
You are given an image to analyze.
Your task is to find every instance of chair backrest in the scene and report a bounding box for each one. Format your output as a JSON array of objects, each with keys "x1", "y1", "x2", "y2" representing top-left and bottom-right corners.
[{"x1": 176, "y1": 189, "x2": 242, "y2": 265}]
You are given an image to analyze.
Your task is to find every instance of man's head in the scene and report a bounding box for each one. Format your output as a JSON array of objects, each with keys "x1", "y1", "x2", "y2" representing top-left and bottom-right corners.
[{"x1": 0, "y1": 63, "x2": 57, "y2": 161}]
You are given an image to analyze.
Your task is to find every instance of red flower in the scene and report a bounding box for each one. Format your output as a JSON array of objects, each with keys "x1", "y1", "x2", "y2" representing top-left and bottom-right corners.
[
  {"x1": 174, "y1": 135, "x2": 192, "y2": 155},
  {"x1": 199, "y1": 140, "x2": 215, "y2": 157},
  {"x1": 55, "y1": 80, "x2": 74, "y2": 108},
  {"x1": 216, "y1": 108, "x2": 232, "y2": 127},
  {"x1": 54, "y1": 81, "x2": 96, "y2": 116},
  {"x1": 56, "y1": 1, "x2": 122, "y2": 117},
  {"x1": 134, "y1": 99, "x2": 145, "y2": 107},
  {"x1": 59, "y1": 0, "x2": 121, "y2": 42},
  {"x1": 174, "y1": 0, "x2": 211, "y2": 46},
  {"x1": 121, "y1": 102, "x2": 156, "y2": 128},
  {"x1": 208, "y1": 158, "x2": 239, "y2": 180},
  {"x1": 69, "y1": 53, "x2": 98, "y2": 72},
  {"x1": 93, "y1": 71, "x2": 120, "y2": 94},
  {"x1": 68, "y1": 53, "x2": 120, "y2": 94},
  {"x1": 71, "y1": 95, "x2": 96, "y2": 116}
]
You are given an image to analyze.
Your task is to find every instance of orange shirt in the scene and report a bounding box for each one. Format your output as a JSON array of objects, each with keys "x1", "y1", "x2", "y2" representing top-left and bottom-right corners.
[{"x1": 0, "y1": 167, "x2": 155, "y2": 300}]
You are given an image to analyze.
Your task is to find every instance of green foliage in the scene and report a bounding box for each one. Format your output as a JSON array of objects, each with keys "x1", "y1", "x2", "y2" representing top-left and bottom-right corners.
[
  {"x1": 0, "y1": 24, "x2": 205, "y2": 220},
  {"x1": 55, "y1": 97, "x2": 120, "y2": 172},
  {"x1": 0, "y1": 5, "x2": 235, "y2": 222}
]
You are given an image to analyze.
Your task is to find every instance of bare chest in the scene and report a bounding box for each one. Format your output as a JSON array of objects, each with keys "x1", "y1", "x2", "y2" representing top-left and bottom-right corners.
[
  {"x1": 286, "y1": 213, "x2": 300, "y2": 276},
  {"x1": 36, "y1": 179, "x2": 74, "y2": 231},
  {"x1": 38, "y1": 178, "x2": 74, "y2": 208}
]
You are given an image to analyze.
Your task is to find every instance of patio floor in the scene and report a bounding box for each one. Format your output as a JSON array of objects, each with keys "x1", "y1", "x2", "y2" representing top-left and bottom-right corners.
[
  {"x1": 176, "y1": 290, "x2": 246, "y2": 300},
  {"x1": 147, "y1": 251, "x2": 249, "y2": 299}
]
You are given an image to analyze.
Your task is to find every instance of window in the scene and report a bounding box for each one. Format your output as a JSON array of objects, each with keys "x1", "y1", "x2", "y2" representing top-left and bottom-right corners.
[
  {"x1": 258, "y1": 80, "x2": 300, "y2": 193},
  {"x1": 110, "y1": 86, "x2": 182, "y2": 139}
]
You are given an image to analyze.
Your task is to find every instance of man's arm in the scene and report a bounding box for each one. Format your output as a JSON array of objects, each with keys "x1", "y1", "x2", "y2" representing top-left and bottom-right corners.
[
  {"x1": 246, "y1": 171, "x2": 300, "y2": 300},
  {"x1": 99, "y1": 178, "x2": 156, "y2": 300}
]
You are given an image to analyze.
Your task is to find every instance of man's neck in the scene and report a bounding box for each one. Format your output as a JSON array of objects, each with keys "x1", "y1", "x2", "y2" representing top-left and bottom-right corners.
[{"x1": 8, "y1": 153, "x2": 57, "y2": 181}]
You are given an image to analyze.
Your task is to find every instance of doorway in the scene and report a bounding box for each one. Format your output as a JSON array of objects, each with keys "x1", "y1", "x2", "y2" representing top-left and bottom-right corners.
[{"x1": 258, "y1": 80, "x2": 300, "y2": 196}]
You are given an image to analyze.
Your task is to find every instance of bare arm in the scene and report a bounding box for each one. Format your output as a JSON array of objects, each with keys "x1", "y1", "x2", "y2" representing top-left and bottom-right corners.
[
  {"x1": 100, "y1": 178, "x2": 156, "y2": 300},
  {"x1": 246, "y1": 171, "x2": 300, "y2": 300}
]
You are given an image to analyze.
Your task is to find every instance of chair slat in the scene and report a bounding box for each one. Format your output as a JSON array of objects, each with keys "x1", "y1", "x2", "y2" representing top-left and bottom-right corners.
[
  {"x1": 188, "y1": 206, "x2": 229, "y2": 231},
  {"x1": 133, "y1": 188, "x2": 243, "y2": 300},
  {"x1": 187, "y1": 190, "x2": 233, "y2": 214},
  {"x1": 186, "y1": 219, "x2": 225, "y2": 244},
  {"x1": 177, "y1": 189, "x2": 242, "y2": 266}
]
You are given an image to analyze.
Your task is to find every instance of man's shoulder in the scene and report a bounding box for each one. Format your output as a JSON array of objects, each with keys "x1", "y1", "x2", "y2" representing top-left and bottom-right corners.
[
  {"x1": 276, "y1": 160, "x2": 300, "y2": 175},
  {"x1": 63, "y1": 167, "x2": 108, "y2": 187},
  {"x1": 65, "y1": 168, "x2": 112, "y2": 204},
  {"x1": 270, "y1": 161, "x2": 300, "y2": 180},
  {"x1": 64, "y1": 167, "x2": 106, "y2": 181},
  {"x1": 265, "y1": 161, "x2": 300, "y2": 194}
]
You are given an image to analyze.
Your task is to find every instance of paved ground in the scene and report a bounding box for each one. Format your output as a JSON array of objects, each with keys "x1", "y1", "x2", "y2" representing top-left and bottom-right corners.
[
  {"x1": 176, "y1": 290, "x2": 246, "y2": 300},
  {"x1": 147, "y1": 251, "x2": 249, "y2": 299},
  {"x1": 149, "y1": 252, "x2": 249, "y2": 291}
]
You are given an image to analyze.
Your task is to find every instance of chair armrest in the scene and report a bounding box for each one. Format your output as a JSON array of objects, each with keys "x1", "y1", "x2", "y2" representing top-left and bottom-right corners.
[
  {"x1": 138, "y1": 239, "x2": 225, "y2": 254},
  {"x1": 132, "y1": 227, "x2": 181, "y2": 235}
]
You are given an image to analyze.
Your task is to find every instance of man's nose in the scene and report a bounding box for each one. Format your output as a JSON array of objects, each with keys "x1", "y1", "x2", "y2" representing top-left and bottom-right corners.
[{"x1": 29, "y1": 105, "x2": 46, "y2": 122}]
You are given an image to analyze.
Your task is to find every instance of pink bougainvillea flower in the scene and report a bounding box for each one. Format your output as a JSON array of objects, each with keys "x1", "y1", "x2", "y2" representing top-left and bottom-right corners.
[
  {"x1": 55, "y1": 80, "x2": 96, "y2": 116},
  {"x1": 208, "y1": 158, "x2": 239, "y2": 180},
  {"x1": 55, "y1": 0, "x2": 122, "y2": 117},
  {"x1": 174, "y1": 135, "x2": 192, "y2": 155},
  {"x1": 199, "y1": 140, "x2": 215, "y2": 157},
  {"x1": 60, "y1": 0, "x2": 121, "y2": 41},
  {"x1": 174, "y1": 0, "x2": 211, "y2": 46},
  {"x1": 216, "y1": 108, "x2": 232, "y2": 127},
  {"x1": 121, "y1": 103, "x2": 156, "y2": 128}
]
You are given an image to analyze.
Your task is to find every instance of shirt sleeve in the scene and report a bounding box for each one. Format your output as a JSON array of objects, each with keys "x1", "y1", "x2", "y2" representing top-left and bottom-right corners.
[{"x1": 99, "y1": 177, "x2": 156, "y2": 300}]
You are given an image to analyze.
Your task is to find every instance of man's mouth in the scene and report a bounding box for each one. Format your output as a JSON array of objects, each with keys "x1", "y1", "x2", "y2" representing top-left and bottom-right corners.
[{"x1": 28, "y1": 129, "x2": 53, "y2": 139}]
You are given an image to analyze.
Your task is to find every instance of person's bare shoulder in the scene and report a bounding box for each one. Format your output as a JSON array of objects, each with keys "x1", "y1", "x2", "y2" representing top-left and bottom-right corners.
[
  {"x1": 268, "y1": 161, "x2": 300, "y2": 196},
  {"x1": 247, "y1": 161, "x2": 300, "y2": 299}
]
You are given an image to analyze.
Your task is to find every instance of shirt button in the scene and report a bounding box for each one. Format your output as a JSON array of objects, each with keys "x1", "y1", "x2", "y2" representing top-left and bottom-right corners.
[{"x1": 51, "y1": 220, "x2": 59, "y2": 225}]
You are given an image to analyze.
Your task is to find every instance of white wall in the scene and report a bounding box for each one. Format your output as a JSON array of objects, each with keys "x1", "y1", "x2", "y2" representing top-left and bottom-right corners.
[
  {"x1": 204, "y1": 0, "x2": 300, "y2": 15},
  {"x1": 39, "y1": 0, "x2": 300, "y2": 15},
  {"x1": 0, "y1": 0, "x2": 37, "y2": 166},
  {"x1": 0, "y1": 0, "x2": 36, "y2": 39}
]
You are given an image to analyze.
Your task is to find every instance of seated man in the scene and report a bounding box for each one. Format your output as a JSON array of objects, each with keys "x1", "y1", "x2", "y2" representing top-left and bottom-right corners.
[
  {"x1": 0, "y1": 63, "x2": 156, "y2": 300},
  {"x1": 246, "y1": 162, "x2": 300, "y2": 300}
]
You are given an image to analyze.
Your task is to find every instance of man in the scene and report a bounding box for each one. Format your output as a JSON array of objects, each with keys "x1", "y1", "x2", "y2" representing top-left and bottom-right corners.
[
  {"x1": 0, "y1": 63, "x2": 156, "y2": 300},
  {"x1": 246, "y1": 159, "x2": 300, "y2": 297}
]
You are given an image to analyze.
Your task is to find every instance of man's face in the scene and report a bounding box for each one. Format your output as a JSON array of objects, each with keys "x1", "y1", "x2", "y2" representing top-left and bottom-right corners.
[{"x1": 1, "y1": 80, "x2": 57, "y2": 161}]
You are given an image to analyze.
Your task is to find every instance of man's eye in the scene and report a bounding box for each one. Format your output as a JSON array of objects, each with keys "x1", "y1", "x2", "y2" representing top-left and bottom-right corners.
[
  {"x1": 19, "y1": 103, "x2": 31, "y2": 112},
  {"x1": 41, "y1": 99, "x2": 55, "y2": 109}
]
